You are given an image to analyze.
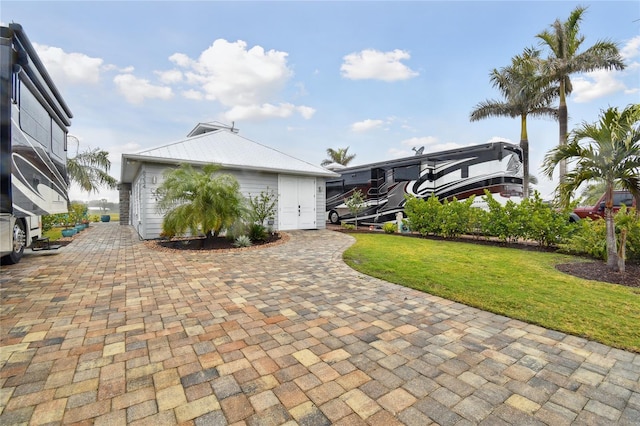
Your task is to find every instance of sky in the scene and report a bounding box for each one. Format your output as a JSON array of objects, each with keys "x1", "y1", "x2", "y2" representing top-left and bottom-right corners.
[{"x1": 2, "y1": 1, "x2": 639, "y2": 203}]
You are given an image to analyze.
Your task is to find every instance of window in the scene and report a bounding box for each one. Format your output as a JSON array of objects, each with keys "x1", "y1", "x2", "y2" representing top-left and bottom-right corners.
[
  {"x1": 51, "y1": 121, "x2": 66, "y2": 160},
  {"x1": 18, "y1": 83, "x2": 51, "y2": 148},
  {"x1": 393, "y1": 164, "x2": 419, "y2": 182}
]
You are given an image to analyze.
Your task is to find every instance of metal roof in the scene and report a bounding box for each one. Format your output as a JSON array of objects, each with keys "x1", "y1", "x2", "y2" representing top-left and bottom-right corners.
[{"x1": 121, "y1": 126, "x2": 338, "y2": 183}]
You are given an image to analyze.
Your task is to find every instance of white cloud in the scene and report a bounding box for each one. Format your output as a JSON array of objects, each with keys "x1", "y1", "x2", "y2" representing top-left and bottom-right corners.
[
  {"x1": 297, "y1": 105, "x2": 316, "y2": 119},
  {"x1": 351, "y1": 119, "x2": 384, "y2": 132},
  {"x1": 113, "y1": 74, "x2": 173, "y2": 104},
  {"x1": 34, "y1": 43, "x2": 103, "y2": 86},
  {"x1": 391, "y1": 138, "x2": 467, "y2": 159},
  {"x1": 223, "y1": 102, "x2": 315, "y2": 121},
  {"x1": 172, "y1": 39, "x2": 293, "y2": 106},
  {"x1": 155, "y1": 69, "x2": 183, "y2": 84},
  {"x1": 570, "y1": 36, "x2": 640, "y2": 103},
  {"x1": 182, "y1": 89, "x2": 204, "y2": 100},
  {"x1": 341, "y1": 49, "x2": 418, "y2": 81},
  {"x1": 572, "y1": 69, "x2": 627, "y2": 103},
  {"x1": 620, "y1": 35, "x2": 640, "y2": 61},
  {"x1": 486, "y1": 136, "x2": 514, "y2": 144}
]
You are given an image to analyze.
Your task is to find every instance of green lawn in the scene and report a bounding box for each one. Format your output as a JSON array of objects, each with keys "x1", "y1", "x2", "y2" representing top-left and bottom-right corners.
[{"x1": 343, "y1": 233, "x2": 640, "y2": 353}]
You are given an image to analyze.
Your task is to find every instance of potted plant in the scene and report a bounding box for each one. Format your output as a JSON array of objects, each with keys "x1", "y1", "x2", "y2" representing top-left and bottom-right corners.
[
  {"x1": 60, "y1": 213, "x2": 77, "y2": 238},
  {"x1": 100, "y1": 198, "x2": 111, "y2": 222}
]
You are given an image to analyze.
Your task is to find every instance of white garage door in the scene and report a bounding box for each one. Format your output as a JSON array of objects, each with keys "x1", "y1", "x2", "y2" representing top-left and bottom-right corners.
[{"x1": 278, "y1": 175, "x2": 316, "y2": 230}]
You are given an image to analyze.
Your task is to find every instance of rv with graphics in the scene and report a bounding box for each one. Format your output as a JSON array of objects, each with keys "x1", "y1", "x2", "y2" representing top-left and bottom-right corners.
[
  {"x1": 1, "y1": 23, "x2": 72, "y2": 264},
  {"x1": 326, "y1": 142, "x2": 524, "y2": 225}
]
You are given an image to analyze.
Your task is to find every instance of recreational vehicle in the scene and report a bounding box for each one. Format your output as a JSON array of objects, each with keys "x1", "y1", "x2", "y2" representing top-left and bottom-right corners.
[
  {"x1": 0, "y1": 23, "x2": 72, "y2": 264},
  {"x1": 326, "y1": 142, "x2": 523, "y2": 225}
]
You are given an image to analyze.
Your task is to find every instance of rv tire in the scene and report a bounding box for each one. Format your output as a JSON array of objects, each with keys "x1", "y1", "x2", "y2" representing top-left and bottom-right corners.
[
  {"x1": 7, "y1": 219, "x2": 26, "y2": 264},
  {"x1": 329, "y1": 210, "x2": 340, "y2": 224}
]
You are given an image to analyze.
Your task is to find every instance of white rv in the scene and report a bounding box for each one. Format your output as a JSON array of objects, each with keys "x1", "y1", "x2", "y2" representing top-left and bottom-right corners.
[
  {"x1": 326, "y1": 142, "x2": 524, "y2": 225},
  {"x1": 0, "y1": 23, "x2": 72, "y2": 263}
]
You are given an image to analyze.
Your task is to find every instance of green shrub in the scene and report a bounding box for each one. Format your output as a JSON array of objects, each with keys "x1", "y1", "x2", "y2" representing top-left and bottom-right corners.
[
  {"x1": 341, "y1": 222, "x2": 355, "y2": 230},
  {"x1": 89, "y1": 214, "x2": 100, "y2": 223},
  {"x1": 404, "y1": 194, "x2": 441, "y2": 236},
  {"x1": 248, "y1": 189, "x2": 277, "y2": 225},
  {"x1": 382, "y1": 222, "x2": 396, "y2": 234},
  {"x1": 520, "y1": 192, "x2": 575, "y2": 247},
  {"x1": 617, "y1": 207, "x2": 640, "y2": 264},
  {"x1": 560, "y1": 207, "x2": 640, "y2": 265},
  {"x1": 233, "y1": 235, "x2": 252, "y2": 247},
  {"x1": 248, "y1": 223, "x2": 268, "y2": 242},
  {"x1": 439, "y1": 196, "x2": 475, "y2": 238}
]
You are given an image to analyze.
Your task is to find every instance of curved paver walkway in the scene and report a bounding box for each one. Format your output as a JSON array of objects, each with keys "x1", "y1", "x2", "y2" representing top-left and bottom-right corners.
[{"x1": 0, "y1": 223, "x2": 638, "y2": 425}]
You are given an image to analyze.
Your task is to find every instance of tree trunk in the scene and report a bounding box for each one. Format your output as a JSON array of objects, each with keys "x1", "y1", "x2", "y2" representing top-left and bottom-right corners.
[
  {"x1": 520, "y1": 138, "x2": 529, "y2": 199},
  {"x1": 558, "y1": 83, "x2": 568, "y2": 183},
  {"x1": 617, "y1": 228, "x2": 627, "y2": 274},
  {"x1": 605, "y1": 207, "x2": 619, "y2": 270}
]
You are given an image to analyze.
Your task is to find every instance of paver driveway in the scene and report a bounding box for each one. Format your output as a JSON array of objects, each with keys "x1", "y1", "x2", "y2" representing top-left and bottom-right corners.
[{"x1": 1, "y1": 223, "x2": 639, "y2": 425}]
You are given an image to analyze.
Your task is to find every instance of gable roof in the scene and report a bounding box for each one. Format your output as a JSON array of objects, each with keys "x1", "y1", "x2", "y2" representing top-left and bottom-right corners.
[{"x1": 121, "y1": 124, "x2": 338, "y2": 183}]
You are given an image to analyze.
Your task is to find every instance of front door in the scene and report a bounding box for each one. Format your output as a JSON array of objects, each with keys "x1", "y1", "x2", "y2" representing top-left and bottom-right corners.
[{"x1": 278, "y1": 175, "x2": 316, "y2": 230}]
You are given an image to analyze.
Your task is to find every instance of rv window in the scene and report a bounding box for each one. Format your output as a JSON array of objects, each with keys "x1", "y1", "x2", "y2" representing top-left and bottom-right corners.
[
  {"x1": 393, "y1": 164, "x2": 420, "y2": 182},
  {"x1": 326, "y1": 180, "x2": 344, "y2": 200},
  {"x1": 343, "y1": 170, "x2": 369, "y2": 186},
  {"x1": 51, "y1": 122, "x2": 66, "y2": 160},
  {"x1": 18, "y1": 83, "x2": 51, "y2": 149}
]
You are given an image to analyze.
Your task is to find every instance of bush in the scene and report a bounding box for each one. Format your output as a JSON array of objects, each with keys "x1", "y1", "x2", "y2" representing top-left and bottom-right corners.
[
  {"x1": 341, "y1": 222, "x2": 355, "y2": 230},
  {"x1": 560, "y1": 206, "x2": 640, "y2": 265},
  {"x1": 404, "y1": 194, "x2": 441, "y2": 236},
  {"x1": 233, "y1": 235, "x2": 252, "y2": 247},
  {"x1": 440, "y1": 196, "x2": 475, "y2": 238},
  {"x1": 382, "y1": 222, "x2": 396, "y2": 234},
  {"x1": 248, "y1": 189, "x2": 277, "y2": 225},
  {"x1": 248, "y1": 223, "x2": 268, "y2": 242}
]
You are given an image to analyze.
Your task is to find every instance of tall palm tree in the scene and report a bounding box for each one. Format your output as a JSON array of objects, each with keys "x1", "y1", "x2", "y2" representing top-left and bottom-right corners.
[
  {"x1": 155, "y1": 163, "x2": 245, "y2": 244},
  {"x1": 66, "y1": 135, "x2": 117, "y2": 194},
  {"x1": 470, "y1": 47, "x2": 558, "y2": 198},
  {"x1": 321, "y1": 147, "x2": 356, "y2": 167},
  {"x1": 67, "y1": 148, "x2": 118, "y2": 194},
  {"x1": 542, "y1": 104, "x2": 640, "y2": 272},
  {"x1": 537, "y1": 6, "x2": 625, "y2": 181}
]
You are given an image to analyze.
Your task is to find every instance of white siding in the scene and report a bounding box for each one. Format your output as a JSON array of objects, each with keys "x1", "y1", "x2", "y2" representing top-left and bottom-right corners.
[
  {"x1": 315, "y1": 178, "x2": 327, "y2": 230},
  {"x1": 134, "y1": 165, "x2": 285, "y2": 239}
]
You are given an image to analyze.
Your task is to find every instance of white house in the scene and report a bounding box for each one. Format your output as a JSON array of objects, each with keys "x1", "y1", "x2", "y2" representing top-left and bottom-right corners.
[{"x1": 119, "y1": 123, "x2": 338, "y2": 239}]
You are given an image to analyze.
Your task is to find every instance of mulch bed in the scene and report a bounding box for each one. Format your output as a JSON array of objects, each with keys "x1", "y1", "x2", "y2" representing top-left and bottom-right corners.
[
  {"x1": 144, "y1": 232, "x2": 289, "y2": 253},
  {"x1": 555, "y1": 261, "x2": 640, "y2": 288}
]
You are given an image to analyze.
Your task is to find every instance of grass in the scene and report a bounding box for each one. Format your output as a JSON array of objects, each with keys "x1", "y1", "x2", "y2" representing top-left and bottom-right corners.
[{"x1": 343, "y1": 233, "x2": 640, "y2": 353}]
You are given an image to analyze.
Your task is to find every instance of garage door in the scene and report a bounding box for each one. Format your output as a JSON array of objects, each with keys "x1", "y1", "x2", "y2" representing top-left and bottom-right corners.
[{"x1": 278, "y1": 175, "x2": 316, "y2": 230}]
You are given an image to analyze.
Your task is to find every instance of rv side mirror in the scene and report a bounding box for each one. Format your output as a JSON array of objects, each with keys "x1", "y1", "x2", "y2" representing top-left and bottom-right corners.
[{"x1": 598, "y1": 202, "x2": 605, "y2": 212}]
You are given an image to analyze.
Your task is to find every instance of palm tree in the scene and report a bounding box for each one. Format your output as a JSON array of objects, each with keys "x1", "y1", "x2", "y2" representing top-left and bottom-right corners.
[
  {"x1": 537, "y1": 5, "x2": 625, "y2": 181},
  {"x1": 321, "y1": 147, "x2": 356, "y2": 167},
  {"x1": 155, "y1": 163, "x2": 245, "y2": 245},
  {"x1": 470, "y1": 47, "x2": 558, "y2": 198},
  {"x1": 542, "y1": 104, "x2": 640, "y2": 272},
  {"x1": 67, "y1": 149, "x2": 117, "y2": 193},
  {"x1": 66, "y1": 135, "x2": 117, "y2": 194}
]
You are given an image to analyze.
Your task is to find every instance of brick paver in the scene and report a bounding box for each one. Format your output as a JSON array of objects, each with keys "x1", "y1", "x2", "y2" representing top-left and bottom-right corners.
[{"x1": 1, "y1": 223, "x2": 639, "y2": 424}]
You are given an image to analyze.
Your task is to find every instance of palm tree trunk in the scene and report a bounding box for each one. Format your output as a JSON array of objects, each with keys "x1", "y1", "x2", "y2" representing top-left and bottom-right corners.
[
  {"x1": 604, "y1": 182, "x2": 618, "y2": 270},
  {"x1": 519, "y1": 115, "x2": 529, "y2": 199},
  {"x1": 558, "y1": 83, "x2": 568, "y2": 182},
  {"x1": 605, "y1": 207, "x2": 619, "y2": 270}
]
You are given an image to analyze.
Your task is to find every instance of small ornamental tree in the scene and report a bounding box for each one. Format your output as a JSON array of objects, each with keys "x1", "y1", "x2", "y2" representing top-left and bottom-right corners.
[
  {"x1": 155, "y1": 164, "x2": 245, "y2": 245},
  {"x1": 248, "y1": 189, "x2": 278, "y2": 226},
  {"x1": 345, "y1": 189, "x2": 366, "y2": 230}
]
